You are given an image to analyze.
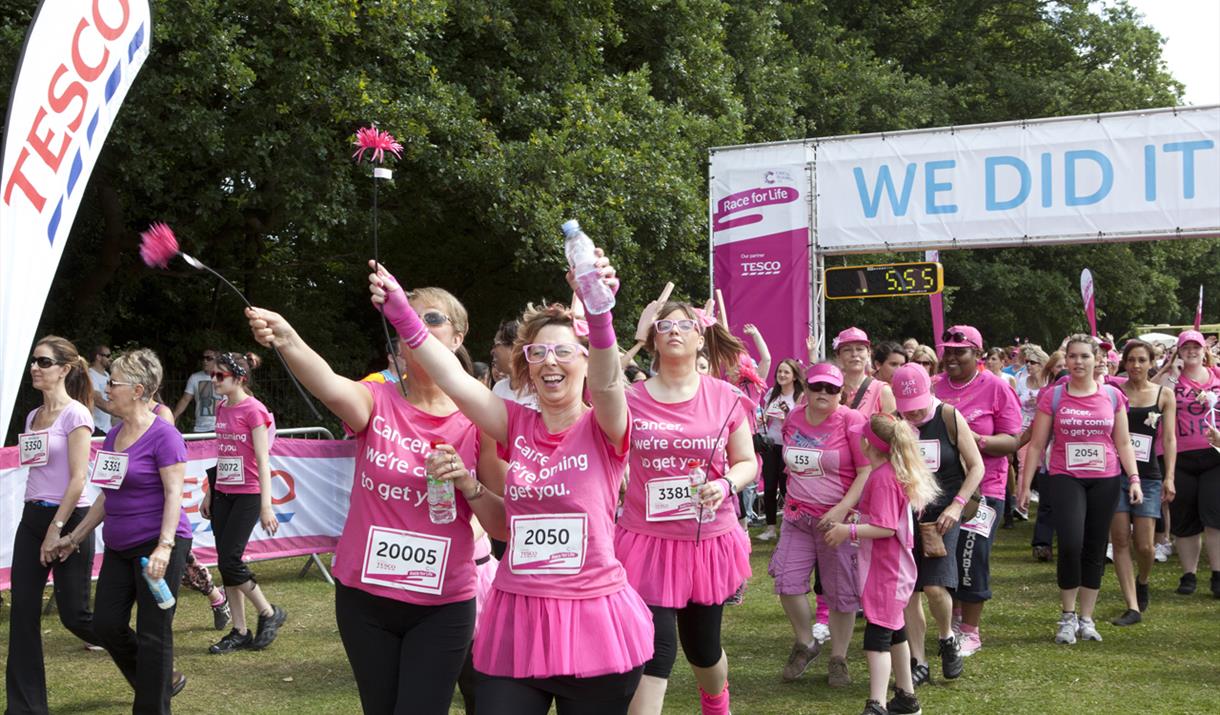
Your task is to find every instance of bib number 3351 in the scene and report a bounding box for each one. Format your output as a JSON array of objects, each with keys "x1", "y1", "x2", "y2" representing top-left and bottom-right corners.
[
  {"x1": 361, "y1": 526, "x2": 451, "y2": 595},
  {"x1": 509, "y1": 514, "x2": 587, "y2": 575}
]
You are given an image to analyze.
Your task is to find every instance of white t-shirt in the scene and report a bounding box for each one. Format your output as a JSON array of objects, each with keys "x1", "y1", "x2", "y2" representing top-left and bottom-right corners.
[
  {"x1": 760, "y1": 391, "x2": 797, "y2": 444},
  {"x1": 492, "y1": 377, "x2": 539, "y2": 411},
  {"x1": 88, "y1": 366, "x2": 112, "y2": 433},
  {"x1": 184, "y1": 371, "x2": 219, "y2": 432}
]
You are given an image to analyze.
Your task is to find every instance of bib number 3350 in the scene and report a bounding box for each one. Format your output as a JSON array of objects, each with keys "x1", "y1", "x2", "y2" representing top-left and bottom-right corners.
[
  {"x1": 509, "y1": 514, "x2": 587, "y2": 575},
  {"x1": 361, "y1": 526, "x2": 451, "y2": 596}
]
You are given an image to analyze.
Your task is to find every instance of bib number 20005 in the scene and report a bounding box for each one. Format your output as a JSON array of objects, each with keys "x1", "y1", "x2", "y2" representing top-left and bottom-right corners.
[{"x1": 361, "y1": 526, "x2": 451, "y2": 596}]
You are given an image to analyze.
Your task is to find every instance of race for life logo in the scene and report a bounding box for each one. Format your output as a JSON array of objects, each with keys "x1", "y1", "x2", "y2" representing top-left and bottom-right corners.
[
  {"x1": 900, "y1": 380, "x2": 919, "y2": 396},
  {"x1": 740, "y1": 251, "x2": 782, "y2": 277}
]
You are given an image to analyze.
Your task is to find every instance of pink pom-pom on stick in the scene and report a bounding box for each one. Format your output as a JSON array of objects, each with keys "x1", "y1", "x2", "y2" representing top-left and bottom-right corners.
[
  {"x1": 352, "y1": 126, "x2": 403, "y2": 165},
  {"x1": 139, "y1": 222, "x2": 181, "y2": 268}
]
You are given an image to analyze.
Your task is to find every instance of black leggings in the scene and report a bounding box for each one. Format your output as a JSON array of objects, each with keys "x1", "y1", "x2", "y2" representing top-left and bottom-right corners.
[
  {"x1": 1169, "y1": 448, "x2": 1220, "y2": 537},
  {"x1": 642, "y1": 603, "x2": 724, "y2": 679},
  {"x1": 334, "y1": 580, "x2": 475, "y2": 715},
  {"x1": 211, "y1": 491, "x2": 262, "y2": 587},
  {"x1": 762, "y1": 444, "x2": 787, "y2": 525},
  {"x1": 863, "y1": 622, "x2": 908, "y2": 652},
  {"x1": 1042, "y1": 474, "x2": 1120, "y2": 590},
  {"x1": 476, "y1": 667, "x2": 643, "y2": 715}
]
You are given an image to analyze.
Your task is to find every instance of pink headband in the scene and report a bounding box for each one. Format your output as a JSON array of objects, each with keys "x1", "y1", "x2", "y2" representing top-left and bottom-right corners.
[
  {"x1": 691, "y1": 308, "x2": 719, "y2": 328},
  {"x1": 863, "y1": 419, "x2": 891, "y2": 453},
  {"x1": 573, "y1": 318, "x2": 589, "y2": 337}
]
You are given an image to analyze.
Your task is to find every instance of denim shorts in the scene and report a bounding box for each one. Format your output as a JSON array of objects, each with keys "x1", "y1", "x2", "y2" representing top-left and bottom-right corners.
[{"x1": 1115, "y1": 474, "x2": 1162, "y2": 519}]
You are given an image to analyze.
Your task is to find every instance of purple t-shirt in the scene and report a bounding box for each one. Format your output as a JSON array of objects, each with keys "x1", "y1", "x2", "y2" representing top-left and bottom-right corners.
[
  {"x1": 101, "y1": 417, "x2": 192, "y2": 550},
  {"x1": 23, "y1": 401, "x2": 93, "y2": 505}
]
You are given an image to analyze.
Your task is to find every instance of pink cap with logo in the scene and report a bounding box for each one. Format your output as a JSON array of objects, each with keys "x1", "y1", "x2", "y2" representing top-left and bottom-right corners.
[
  {"x1": 938, "y1": 325, "x2": 983, "y2": 350},
  {"x1": 1177, "y1": 329, "x2": 1205, "y2": 349},
  {"x1": 805, "y1": 362, "x2": 844, "y2": 388},
  {"x1": 833, "y1": 326, "x2": 870, "y2": 351},
  {"x1": 891, "y1": 363, "x2": 932, "y2": 413}
]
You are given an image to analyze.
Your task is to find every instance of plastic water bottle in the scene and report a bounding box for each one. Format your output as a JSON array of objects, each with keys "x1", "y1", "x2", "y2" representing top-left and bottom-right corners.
[
  {"x1": 561, "y1": 219, "x2": 615, "y2": 315},
  {"x1": 687, "y1": 460, "x2": 716, "y2": 523},
  {"x1": 139, "y1": 557, "x2": 176, "y2": 610},
  {"x1": 427, "y1": 440, "x2": 457, "y2": 524}
]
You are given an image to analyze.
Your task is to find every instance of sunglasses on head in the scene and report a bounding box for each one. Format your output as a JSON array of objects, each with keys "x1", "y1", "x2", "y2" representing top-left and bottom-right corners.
[
  {"x1": 942, "y1": 330, "x2": 974, "y2": 345},
  {"x1": 421, "y1": 311, "x2": 450, "y2": 327},
  {"x1": 522, "y1": 343, "x2": 588, "y2": 364},
  {"x1": 654, "y1": 318, "x2": 699, "y2": 334},
  {"x1": 30, "y1": 356, "x2": 60, "y2": 368},
  {"x1": 806, "y1": 381, "x2": 841, "y2": 394}
]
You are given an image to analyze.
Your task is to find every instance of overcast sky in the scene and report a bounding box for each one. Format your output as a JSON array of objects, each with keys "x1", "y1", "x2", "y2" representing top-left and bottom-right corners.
[{"x1": 1122, "y1": 0, "x2": 1220, "y2": 105}]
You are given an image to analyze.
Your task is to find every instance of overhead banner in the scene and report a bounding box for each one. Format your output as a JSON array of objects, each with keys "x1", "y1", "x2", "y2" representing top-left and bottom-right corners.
[
  {"x1": 813, "y1": 106, "x2": 1220, "y2": 253},
  {"x1": 0, "y1": 437, "x2": 354, "y2": 589},
  {"x1": 710, "y1": 145, "x2": 813, "y2": 372},
  {"x1": 0, "y1": 0, "x2": 152, "y2": 440}
]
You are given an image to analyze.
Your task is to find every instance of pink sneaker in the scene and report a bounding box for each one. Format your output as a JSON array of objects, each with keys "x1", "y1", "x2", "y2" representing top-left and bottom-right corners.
[{"x1": 957, "y1": 628, "x2": 982, "y2": 657}]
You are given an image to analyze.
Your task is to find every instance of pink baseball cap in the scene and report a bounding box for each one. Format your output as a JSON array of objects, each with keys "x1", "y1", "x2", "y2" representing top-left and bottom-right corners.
[
  {"x1": 891, "y1": 363, "x2": 932, "y2": 413},
  {"x1": 1177, "y1": 329, "x2": 1205, "y2": 349},
  {"x1": 939, "y1": 325, "x2": 983, "y2": 350},
  {"x1": 833, "y1": 326, "x2": 870, "y2": 351},
  {"x1": 805, "y1": 362, "x2": 844, "y2": 388}
]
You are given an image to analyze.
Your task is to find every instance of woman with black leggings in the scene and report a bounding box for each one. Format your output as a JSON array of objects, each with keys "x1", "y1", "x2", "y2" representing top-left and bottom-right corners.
[{"x1": 1020, "y1": 334, "x2": 1140, "y2": 645}]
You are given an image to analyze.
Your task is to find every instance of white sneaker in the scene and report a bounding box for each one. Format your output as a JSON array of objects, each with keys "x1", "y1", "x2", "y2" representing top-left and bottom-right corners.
[
  {"x1": 1029, "y1": 491, "x2": 1040, "y2": 504},
  {"x1": 1105, "y1": 543, "x2": 1114, "y2": 563},
  {"x1": 812, "y1": 622, "x2": 831, "y2": 645},
  {"x1": 1055, "y1": 612, "x2": 1078, "y2": 644},
  {"x1": 1077, "y1": 617, "x2": 1103, "y2": 642},
  {"x1": 1154, "y1": 542, "x2": 1171, "y2": 563},
  {"x1": 756, "y1": 526, "x2": 777, "y2": 542}
]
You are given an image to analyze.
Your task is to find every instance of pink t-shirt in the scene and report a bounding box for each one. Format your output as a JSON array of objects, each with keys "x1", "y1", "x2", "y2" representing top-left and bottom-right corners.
[
  {"x1": 843, "y1": 377, "x2": 885, "y2": 419},
  {"x1": 857, "y1": 462, "x2": 916, "y2": 630},
  {"x1": 333, "y1": 381, "x2": 480, "y2": 605},
  {"x1": 213, "y1": 396, "x2": 275, "y2": 495},
  {"x1": 494, "y1": 400, "x2": 629, "y2": 599},
  {"x1": 619, "y1": 376, "x2": 748, "y2": 540},
  {"x1": 933, "y1": 369, "x2": 1022, "y2": 498},
  {"x1": 780, "y1": 405, "x2": 867, "y2": 515},
  {"x1": 22, "y1": 401, "x2": 93, "y2": 506},
  {"x1": 1166, "y1": 368, "x2": 1220, "y2": 454},
  {"x1": 1037, "y1": 384, "x2": 1126, "y2": 478}
]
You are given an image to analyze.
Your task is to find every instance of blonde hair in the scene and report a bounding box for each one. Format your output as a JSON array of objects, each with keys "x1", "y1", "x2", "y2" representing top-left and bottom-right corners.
[
  {"x1": 1064, "y1": 333, "x2": 1101, "y2": 359},
  {"x1": 110, "y1": 348, "x2": 163, "y2": 401},
  {"x1": 868, "y1": 414, "x2": 940, "y2": 511},
  {"x1": 407, "y1": 287, "x2": 469, "y2": 336},
  {"x1": 911, "y1": 344, "x2": 938, "y2": 374},
  {"x1": 1019, "y1": 343, "x2": 1048, "y2": 365},
  {"x1": 510, "y1": 302, "x2": 588, "y2": 394}
]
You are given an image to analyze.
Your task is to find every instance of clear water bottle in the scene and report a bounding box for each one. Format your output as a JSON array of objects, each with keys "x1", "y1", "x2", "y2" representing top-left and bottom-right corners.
[
  {"x1": 140, "y1": 556, "x2": 176, "y2": 610},
  {"x1": 687, "y1": 460, "x2": 716, "y2": 523},
  {"x1": 427, "y1": 440, "x2": 457, "y2": 525},
  {"x1": 561, "y1": 219, "x2": 615, "y2": 315}
]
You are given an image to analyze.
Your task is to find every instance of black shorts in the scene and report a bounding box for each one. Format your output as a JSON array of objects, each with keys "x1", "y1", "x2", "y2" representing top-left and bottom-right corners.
[
  {"x1": 913, "y1": 523, "x2": 960, "y2": 591},
  {"x1": 1169, "y1": 448, "x2": 1220, "y2": 537}
]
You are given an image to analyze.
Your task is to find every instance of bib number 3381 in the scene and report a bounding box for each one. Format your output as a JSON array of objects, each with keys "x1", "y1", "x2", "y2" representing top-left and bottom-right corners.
[
  {"x1": 509, "y1": 514, "x2": 587, "y2": 575},
  {"x1": 361, "y1": 526, "x2": 451, "y2": 595}
]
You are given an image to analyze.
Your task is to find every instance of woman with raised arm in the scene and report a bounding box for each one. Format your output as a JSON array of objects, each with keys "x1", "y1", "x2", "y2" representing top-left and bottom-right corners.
[
  {"x1": 617, "y1": 301, "x2": 757, "y2": 715},
  {"x1": 245, "y1": 285, "x2": 505, "y2": 714},
  {"x1": 362, "y1": 246, "x2": 653, "y2": 714}
]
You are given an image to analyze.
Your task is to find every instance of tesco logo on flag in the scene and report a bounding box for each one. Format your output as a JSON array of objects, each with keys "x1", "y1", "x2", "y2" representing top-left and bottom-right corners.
[{"x1": 741, "y1": 260, "x2": 782, "y2": 277}]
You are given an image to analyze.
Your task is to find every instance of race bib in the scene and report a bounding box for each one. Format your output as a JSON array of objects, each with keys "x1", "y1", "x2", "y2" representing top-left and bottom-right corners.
[
  {"x1": 646, "y1": 476, "x2": 696, "y2": 522},
  {"x1": 361, "y1": 526, "x2": 451, "y2": 595},
  {"x1": 785, "y1": 447, "x2": 824, "y2": 477},
  {"x1": 509, "y1": 514, "x2": 587, "y2": 575},
  {"x1": 18, "y1": 431, "x2": 49, "y2": 467},
  {"x1": 961, "y1": 503, "x2": 997, "y2": 537},
  {"x1": 216, "y1": 456, "x2": 245, "y2": 486},
  {"x1": 89, "y1": 450, "x2": 129, "y2": 489},
  {"x1": 1130, "y1": 433, "x2": 1152, "y2": 463},
  {"x1": 1066, "y1": 442, "x2": 1106, "y2": 472},
  {"x1": 917, "y1": 440, "x2": 941, "y2": 471}
]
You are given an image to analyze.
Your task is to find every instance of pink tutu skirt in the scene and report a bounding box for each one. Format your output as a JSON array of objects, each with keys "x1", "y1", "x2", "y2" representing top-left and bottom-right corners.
[
  {"x1": 472, "y1": 557, "x2": 499, "y2": 638},
  {"x1": 473, "y1": 585, "x2": 655, "y2": 679},
  {"x1": 614, "y1": 526, "x2": 752, "y2": 608}
]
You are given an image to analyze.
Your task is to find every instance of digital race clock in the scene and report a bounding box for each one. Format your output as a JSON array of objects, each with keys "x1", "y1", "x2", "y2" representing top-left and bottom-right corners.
[{"x1": 824, "y1": 262, "x2": 944, "y2": 300}]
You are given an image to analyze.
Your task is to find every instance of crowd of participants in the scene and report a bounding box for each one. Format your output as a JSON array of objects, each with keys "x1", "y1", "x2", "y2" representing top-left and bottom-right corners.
[{"x1": 7, "y1": 239, "x2": 1220, "y2": 715}]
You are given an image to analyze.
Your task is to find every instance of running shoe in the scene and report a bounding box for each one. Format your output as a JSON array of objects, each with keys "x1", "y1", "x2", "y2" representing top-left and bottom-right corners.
[
  {"x1": 781, "y1": 640, "x2": 821, "y2": 682},
  {"x1": 1110, "y1": 609, "x2": 1141, "y2": 627},
  {"x1": 212, "y1": 599, "x2": 232, "y2": 631},
  {"x1": 1136, "y1": 581, "x2": 1150, "y2": 612},
  {"x1": 1211, "y1": 571, "x2": 1220, "y2": 599},
  {"x1": 886, "y1": 688, "x2": 922, "y2": 715},
  {"x1": 1153, "y1": 542, "x2": 1170, "y2": 563},
  {"x1": 252, "y1": 605, "x2": 287, "y2": 650},
  {"x1": 812, "y1": 622, "x2": 831, "y2": 645},
  {"x1": 938, "y1": 636, "x2": 963, "y2": 680},
  {"x1": 861, "y1": 700, "x2": 887, "y2": 715},
  {"x1": 1077, "y1": 617, "x2": 1103, "y2": 641},
  {"x1": 910, "y1": 659, "x2": 930, "y2": 687},
  {"x1": 1029, "y1": 490, "x2": 1040, "y2": 503},
  {"x1": 1105, "y1": 543, "x2": 1114, "y2": 563},
  {"x1": 827, "y1": 656, "x2": 851, "y2": 688},
  {"x1": 1013, "y1": 506, "x2": 1029, "y2": 521},
  {"x1": 957, "y1": 628, "x2": 981, "y2": 657},
  {"x1": 171, "y1": 670, "x2": 187, "y2": 697},
  {"x1": 209, "y1": 628, "x2": 253, "y2": 654},
  {"x1": 1176, "y1": 572, "x2": 1197, "y2": 595},
  {"x1": 756, "y1": 526, "x2": 777, "y2": 542},
  {"x1": 1033, "y1": 545, "x2": 1053, "y2": 562},
  {"x1": 1055, "y1": 612, "x2": 1078, "y2": 644},
  {"x1": 725, "y1": 581, "x2": 747, "y2": 606}
]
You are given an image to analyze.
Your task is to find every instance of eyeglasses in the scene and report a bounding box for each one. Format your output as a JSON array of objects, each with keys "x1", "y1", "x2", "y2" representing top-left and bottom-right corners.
[
  {"x1": 522, "y1": 343, "x2": 588, "y2": 364},
  {"x1": 106, "y1": 379, "x2": 135, "y2": 388},
  {"x1": 806, "y1": 382, "x2": 842, "y2": 394},
  {"x1": 30, "y1": 356, "x2": 62, "y2": 368},
  {"x1": 211, "y1": 372, "x2": 232, "y2": 381},
  {"x1": 202, "y1": 354, "x2": 216, "y2": 361},
  {"x1": 422, "y1": 311, "x2": 450, "y2": 327},
  {"x1": 654, "y1": 319, "x2": 699, "y2": 334}
]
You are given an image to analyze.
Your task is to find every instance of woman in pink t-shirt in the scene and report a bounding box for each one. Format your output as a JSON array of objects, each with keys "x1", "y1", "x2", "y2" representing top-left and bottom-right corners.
[
  {"x1": 824, "y1": 327, "x2": 897, "y2": 419},
  {"x1": 7, "y1": 336, "x2": 97, "y2": 713},
  {"x1": 825, "y1": 414, "x2": 939, "y2": 715},
  {"x1": 198, "y1": 351, "x2": 286, "y2": 654},
  {"x1": 365, "y1": 248, "x2": 654, "y2": 714},
  {"x1": 247, "y1": 287, "x2": 505, "y2": 714},
  {"x1": 769, "y1": 362, "x2": 868, "y2": 688},
  {"x1": 1019, "y1": 334, "x2": 1140, "y2": 644}
]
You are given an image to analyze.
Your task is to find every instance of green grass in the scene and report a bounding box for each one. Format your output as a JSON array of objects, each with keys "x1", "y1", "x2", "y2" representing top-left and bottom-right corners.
[{"x1": 2, "y1": 520, "x2": 1217, "y2": 714}]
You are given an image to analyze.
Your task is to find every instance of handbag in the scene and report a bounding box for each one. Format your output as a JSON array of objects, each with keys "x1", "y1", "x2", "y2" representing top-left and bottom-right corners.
[{"x1": 918, "y1": 521, "x2": 948, "y2": 558}]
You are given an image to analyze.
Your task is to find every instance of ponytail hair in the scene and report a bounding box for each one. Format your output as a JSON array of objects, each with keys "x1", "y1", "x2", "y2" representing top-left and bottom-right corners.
[
  {"x1": 35, "y1": 336, "x2": 94, "y2": 411},
  {"x1": 218, "y1": 351, "x2": 262, "y2": 392},
  {"x1": 866, "y1": 413, "x2": 940, "y2": 511}
]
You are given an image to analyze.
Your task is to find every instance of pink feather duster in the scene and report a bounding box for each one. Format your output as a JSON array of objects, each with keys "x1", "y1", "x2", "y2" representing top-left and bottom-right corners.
[
  {"x1": 352, "y1": 126, "x2": 403, "y2": 164},
  {"x1": 139, "y1": 222, "x2": 180, "y2": 268}
]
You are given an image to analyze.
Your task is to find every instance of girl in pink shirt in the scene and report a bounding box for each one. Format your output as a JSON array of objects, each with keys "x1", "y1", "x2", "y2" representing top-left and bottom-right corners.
[
  {"x1": 825, "y1": 414, "x2": 939, "y2": 715},
  {"x1": 199, "y1": 352, "x2": 285, "y2": 654},
  {"x1": 616, "y1": 301, "x2": 757, "y2": 715},
  {"x1": 365, "y1": 246, "x2": 653, "y2": 714},
  {"x1": 246, "y1": 286, "x2": 505, "y2": 714}
]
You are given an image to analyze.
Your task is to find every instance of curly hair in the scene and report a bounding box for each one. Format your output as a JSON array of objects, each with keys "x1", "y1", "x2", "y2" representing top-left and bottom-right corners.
[{"x1": 510, "y1": 302, "x2": 589, "y2": 394}]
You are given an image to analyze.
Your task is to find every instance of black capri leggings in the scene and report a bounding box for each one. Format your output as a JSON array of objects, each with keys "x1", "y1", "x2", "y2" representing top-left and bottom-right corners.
[
  {"x1": 211, "y1": 491, "x2": 262, "y2": 587},
  {"x1": 642, "y1": 603, "x2": 724, "y2": 679},
  {"x1": 1169, "y1": 448, "x2": 1220, "y2": 538},
  {"x1": 863, "y1": 622, "x2": 908, "y2": 652},
  {"x1": 762, "y1": 444, "x2": 787, "y2": 525},
  {"x1": 1041, "y1": 474, "x2": 1121, "y2": 590}
]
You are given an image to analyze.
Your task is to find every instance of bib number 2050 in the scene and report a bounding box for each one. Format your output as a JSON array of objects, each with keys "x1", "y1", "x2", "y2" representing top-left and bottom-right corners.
[{"x1": 509, "y1": 514, "x2": 587, "y2": 575}]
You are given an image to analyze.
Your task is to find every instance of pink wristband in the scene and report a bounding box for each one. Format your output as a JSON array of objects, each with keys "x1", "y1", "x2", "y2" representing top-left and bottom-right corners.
[
  {"x1": 953, "y1": 495, "x2": 968, "y2": 507},
  {"x1": 585, "y1": 310, "x2": 616, "y2": 351},
  {"x1": 849, "y1": 523, "x2": 858, "y2": 543}
]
